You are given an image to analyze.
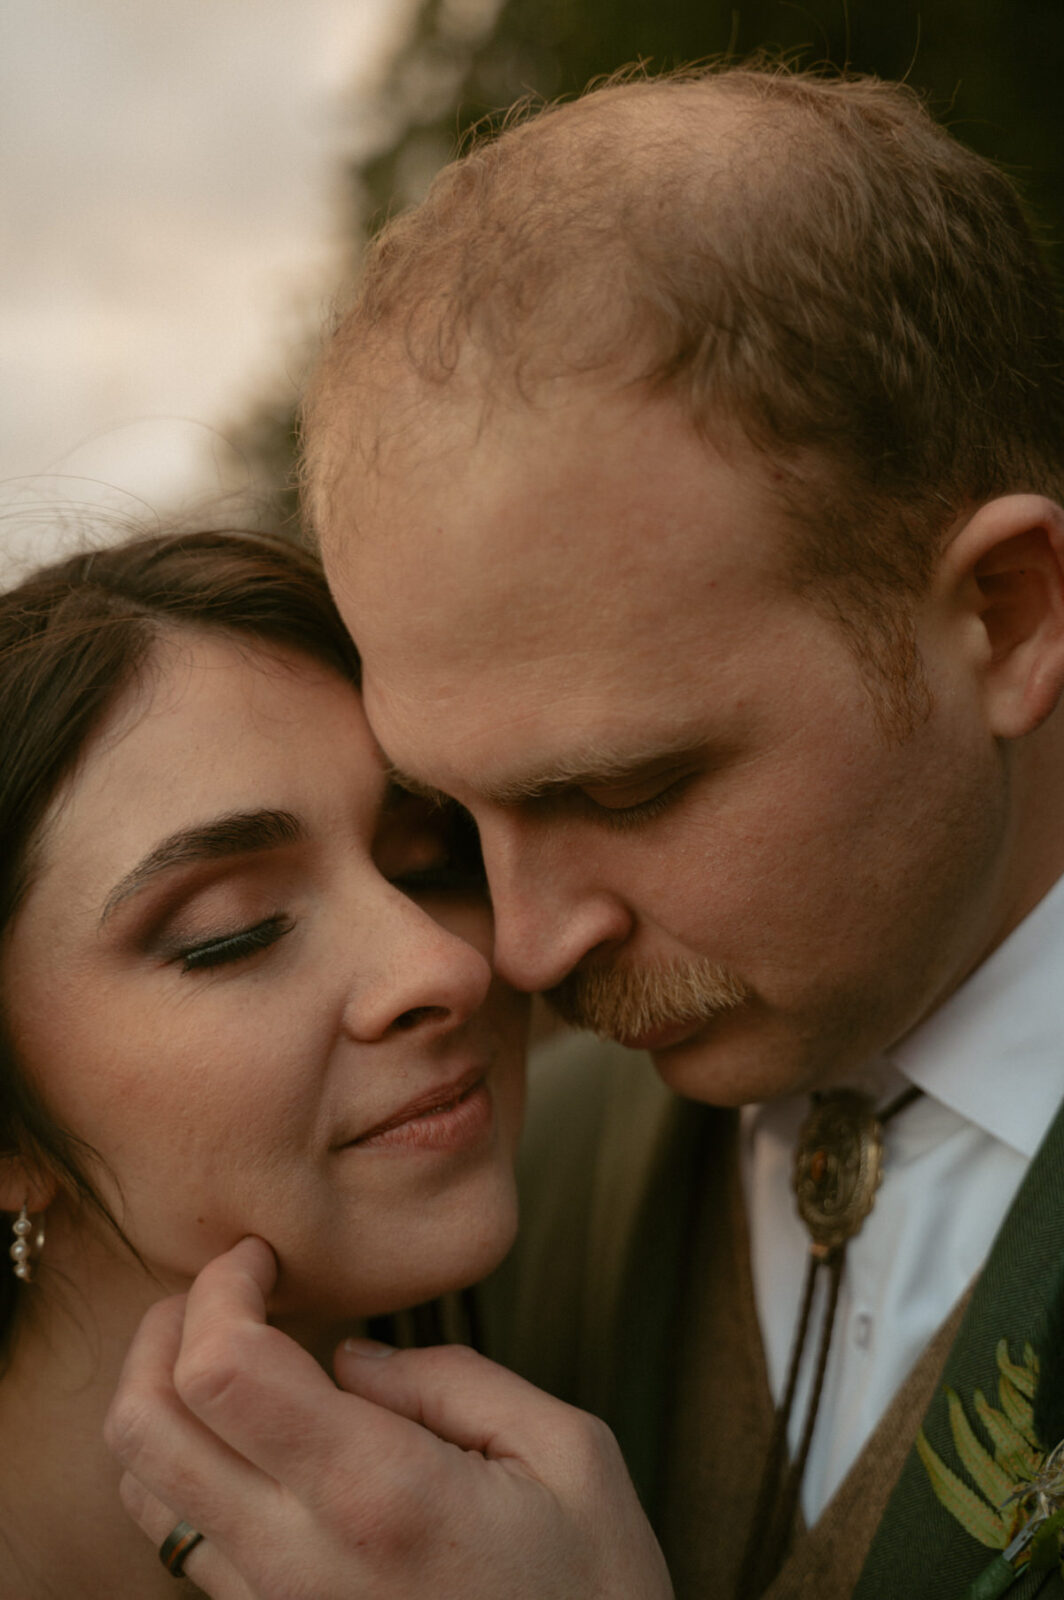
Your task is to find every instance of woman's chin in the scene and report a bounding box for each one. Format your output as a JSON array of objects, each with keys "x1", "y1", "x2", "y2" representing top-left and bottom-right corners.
[{"x1": 264, "y1": 1194, "x2": 521, "y2": 1329}]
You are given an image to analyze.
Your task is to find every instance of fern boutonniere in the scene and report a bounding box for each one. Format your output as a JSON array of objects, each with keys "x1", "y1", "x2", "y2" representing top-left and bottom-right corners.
[{"x1": 919, "y1": 1335, "x2": 1064, "y2": 1598}]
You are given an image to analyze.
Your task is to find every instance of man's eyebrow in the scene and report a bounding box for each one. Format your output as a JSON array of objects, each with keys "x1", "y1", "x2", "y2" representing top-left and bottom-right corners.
[
  {"x1": 385, "y1": 739, "x2": 705, "y2": 808},
  {"x1": 100, "y1": 809, "x2": 305, "y2": 924},
  {"x1": 383, "y1": 765, "x2": 452, "y2": 807}
]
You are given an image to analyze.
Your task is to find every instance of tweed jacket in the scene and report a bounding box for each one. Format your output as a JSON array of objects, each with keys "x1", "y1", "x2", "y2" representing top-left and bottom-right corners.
[{"x1": 476, "y1": 1034, "x2": 1064, "y2": 1599}]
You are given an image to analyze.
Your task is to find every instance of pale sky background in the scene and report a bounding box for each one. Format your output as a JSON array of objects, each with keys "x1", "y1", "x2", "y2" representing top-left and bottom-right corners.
[{"x1": 1, "y1": 0, "x2": 418, "y2": 575}]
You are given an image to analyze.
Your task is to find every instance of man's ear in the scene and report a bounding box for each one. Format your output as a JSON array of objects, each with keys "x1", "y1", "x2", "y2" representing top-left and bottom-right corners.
[{"x1": 942, "y1": 494, "x2": 1064, "y2": 738}]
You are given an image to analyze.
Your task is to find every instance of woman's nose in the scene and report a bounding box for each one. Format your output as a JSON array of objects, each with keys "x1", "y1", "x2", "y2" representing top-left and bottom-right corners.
[{"x1": 339, "y1": 889, "x2": 493, "y2": 1043}]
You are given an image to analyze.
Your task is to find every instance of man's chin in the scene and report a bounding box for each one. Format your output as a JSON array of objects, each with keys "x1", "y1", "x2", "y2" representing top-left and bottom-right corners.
[{"x1": 624, "y1": 1009, "x2": 787, "y2": 1108}]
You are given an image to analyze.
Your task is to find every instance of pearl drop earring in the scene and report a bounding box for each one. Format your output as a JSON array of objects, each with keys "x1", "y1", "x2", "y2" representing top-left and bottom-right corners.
[{"x1": 10, "y1": 1203, "x2": 44, "y2": 1283}]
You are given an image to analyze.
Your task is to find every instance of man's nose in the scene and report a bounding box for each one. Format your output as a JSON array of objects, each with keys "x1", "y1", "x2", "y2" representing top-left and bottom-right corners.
[{"x1": 479, "y1": 822, "x2": 633, "y2": 993}]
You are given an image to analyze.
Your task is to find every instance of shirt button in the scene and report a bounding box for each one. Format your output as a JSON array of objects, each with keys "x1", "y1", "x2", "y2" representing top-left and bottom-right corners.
[{"x1": 853, "y1": 1312, "x2": 874, "y2": 1350}]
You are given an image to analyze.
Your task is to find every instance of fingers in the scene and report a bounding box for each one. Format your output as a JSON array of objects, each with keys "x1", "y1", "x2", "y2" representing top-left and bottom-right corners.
[
  {"x1": 108, "y1": 1237, "x2": 439, "y2": 1521},
  {"x1": 105, "y1": 1291, "x2": 277, "y2": 1539},
  {"x1": 108, "y1": 1247, "x2": 674, "y2": 1600},
  {"x1": 119, "y1": 1475, "x2": 256, "y2": 1600},
  {"x1": 335, "y1": 1338, "x2": 622, "y2": 1484},
  {"x1": 335, "y1": 1340, "x2": 674, "y2": 1597},
  {"x1": 170, "y1": 1241, "x2": 423, "y2": 1497},
  {"x1": 186, "y1": 1234, "x2": 278, "y2": 1323}
]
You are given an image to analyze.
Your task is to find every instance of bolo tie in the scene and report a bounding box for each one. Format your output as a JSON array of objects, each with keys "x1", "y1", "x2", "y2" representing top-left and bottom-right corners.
[{"x1": 736, "y1": 1083, "x2": 923, "y2": 1598}]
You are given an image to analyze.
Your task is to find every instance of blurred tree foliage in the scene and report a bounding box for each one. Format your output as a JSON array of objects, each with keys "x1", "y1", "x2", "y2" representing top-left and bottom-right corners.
[{"x1": 240, "y1": 0, "x2": 1064, "y2": 528}]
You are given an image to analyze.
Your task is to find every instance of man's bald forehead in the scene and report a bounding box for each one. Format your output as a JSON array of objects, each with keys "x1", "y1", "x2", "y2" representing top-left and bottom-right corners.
[{"x1": 306, "y1": 61, "x2": 1064, "y2": 724}]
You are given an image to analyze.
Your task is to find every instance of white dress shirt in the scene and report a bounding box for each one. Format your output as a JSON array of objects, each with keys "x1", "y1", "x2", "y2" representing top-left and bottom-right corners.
[{"x1": 741, "y1": 871, "x2": 1064, "y2": 1524}]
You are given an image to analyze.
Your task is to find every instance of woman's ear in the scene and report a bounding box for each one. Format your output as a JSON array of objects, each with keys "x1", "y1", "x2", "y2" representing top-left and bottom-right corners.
[
  {"x1": 942, "y1": 494, "x2": 1064, "y2": 738},
  {"x1": 0, "y1": 1153, "x2": 57, "y2": 1216}
]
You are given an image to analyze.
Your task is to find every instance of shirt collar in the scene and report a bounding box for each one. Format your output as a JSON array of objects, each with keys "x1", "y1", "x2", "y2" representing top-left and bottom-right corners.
[{"x1": 889, "y1": 873, "x2": 1064, "y2": 1159}]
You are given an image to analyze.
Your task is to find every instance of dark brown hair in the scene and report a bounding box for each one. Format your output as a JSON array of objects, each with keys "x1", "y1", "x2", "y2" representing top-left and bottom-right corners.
[
  {"x1": 0, "y1": 528, "x2": 360, "y2": 1335},
  {"x1": 303, "y1": 64, "x2": 1064, "y2": 719}
]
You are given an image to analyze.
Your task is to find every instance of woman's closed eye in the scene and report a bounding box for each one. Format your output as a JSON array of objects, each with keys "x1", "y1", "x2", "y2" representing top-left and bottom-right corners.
[{"x1": 175, "y1": 913, "x2": 295, "y2": 973}]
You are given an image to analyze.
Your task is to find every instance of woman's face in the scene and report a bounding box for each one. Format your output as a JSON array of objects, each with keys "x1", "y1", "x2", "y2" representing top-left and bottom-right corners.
[{"x1": 1, "y1": 628, "x2": 528, "y2": 1320}]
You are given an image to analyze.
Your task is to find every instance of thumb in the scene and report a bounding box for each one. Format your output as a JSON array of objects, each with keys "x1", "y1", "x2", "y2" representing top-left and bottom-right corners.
[
  {"x1": 334, "y1": 1338, "x2": 591, "y2": 1472},
  {"x1": 334, "y1": 1340, "x2": 674, "y2": 1598}
]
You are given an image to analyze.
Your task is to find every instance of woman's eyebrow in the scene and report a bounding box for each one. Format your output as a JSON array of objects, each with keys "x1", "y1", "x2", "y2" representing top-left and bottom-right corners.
[{"x1": 99, "y1": 809, "x2": 305, "y2": 925}]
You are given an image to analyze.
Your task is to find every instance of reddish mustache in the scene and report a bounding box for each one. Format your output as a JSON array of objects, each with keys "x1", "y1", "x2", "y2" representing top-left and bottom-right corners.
[
  {"x1": 346, "y1": 1068, "x2": 486, "y2": 1145},
  {"x1": 548, "y1": 957, "x2": 748, "y2": 1040}
]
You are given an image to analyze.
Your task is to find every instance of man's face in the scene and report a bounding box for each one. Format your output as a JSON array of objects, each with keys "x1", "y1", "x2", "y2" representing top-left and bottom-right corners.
[{"x1": 323, "y1": 384, "x2": 1011, "y2": 1104}]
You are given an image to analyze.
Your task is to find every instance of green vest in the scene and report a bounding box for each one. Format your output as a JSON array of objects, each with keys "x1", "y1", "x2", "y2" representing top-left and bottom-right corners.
[{"x1": 476, "y1": 1034, "x2": 1064, "y2": 1599}]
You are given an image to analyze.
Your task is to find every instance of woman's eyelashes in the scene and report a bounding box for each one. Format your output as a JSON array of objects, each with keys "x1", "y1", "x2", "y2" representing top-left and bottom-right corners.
[
  {"x1": 175, "y1": 913, "x2": 295, "y2": 973},
  {"x1": 157, "y1": 807, "x2": 487, "y2": 974}
]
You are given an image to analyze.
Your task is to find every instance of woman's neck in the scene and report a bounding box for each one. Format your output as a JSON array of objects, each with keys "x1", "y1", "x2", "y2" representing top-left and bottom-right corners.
[
  {"x1": 0, "y1": 1212, "x2": 363, "y2": 1598},
  {"x1": 0, "y1": 1234, "x2": 197, "y2": 1600}
]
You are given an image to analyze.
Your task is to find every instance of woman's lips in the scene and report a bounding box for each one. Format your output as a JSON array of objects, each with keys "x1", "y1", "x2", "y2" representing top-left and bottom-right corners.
[{"x1": 339, "y1": 1067, "x2": 492, "y2": 1152}]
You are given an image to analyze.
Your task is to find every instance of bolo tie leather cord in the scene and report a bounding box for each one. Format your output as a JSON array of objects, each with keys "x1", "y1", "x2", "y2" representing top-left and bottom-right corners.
[{"x1": 735, "y1": 1083, "x2": 923, "y2": 1599}]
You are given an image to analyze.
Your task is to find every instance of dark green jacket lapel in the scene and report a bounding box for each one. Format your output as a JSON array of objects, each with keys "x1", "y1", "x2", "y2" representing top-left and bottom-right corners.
[{"x1": 855, "y1": 1094, "x2": 1064, "y2": 1599}]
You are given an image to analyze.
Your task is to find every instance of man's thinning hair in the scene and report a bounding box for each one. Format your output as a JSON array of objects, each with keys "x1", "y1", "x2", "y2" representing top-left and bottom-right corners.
[{"x1": 303, "y1": 64, "x2": 1064, "y2": 716}]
